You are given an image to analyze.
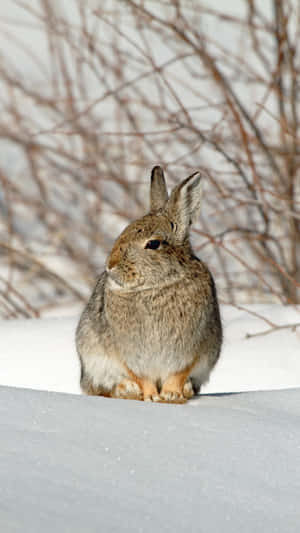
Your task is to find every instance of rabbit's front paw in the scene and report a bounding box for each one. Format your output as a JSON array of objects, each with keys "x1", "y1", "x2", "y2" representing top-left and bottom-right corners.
[
  {"x1": 141, "y1": 379, "x2": 160, "y2": 402},
  {"x1": 113, "y1": 379, "x2": 143, "y2": 401},
  {"x1": 160, "y1": 373, "x2": 190, "y2": 404},
  {"x1": 144, "y1": 394, "x2": 161, "y2": 402}
]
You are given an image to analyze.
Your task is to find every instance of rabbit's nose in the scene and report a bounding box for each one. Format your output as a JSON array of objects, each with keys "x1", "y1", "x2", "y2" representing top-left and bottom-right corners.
[
  {"x1": 107, "y1": 256, "x2": 119, "y2": 271},
  {"x1": 107, "y1": 259, "x2": 116, "y2": 271}
]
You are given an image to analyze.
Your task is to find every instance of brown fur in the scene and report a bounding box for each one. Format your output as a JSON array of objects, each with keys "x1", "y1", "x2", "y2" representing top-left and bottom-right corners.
[{"x1": 76, "y1": 167, "x2": 222, "y2": 403}]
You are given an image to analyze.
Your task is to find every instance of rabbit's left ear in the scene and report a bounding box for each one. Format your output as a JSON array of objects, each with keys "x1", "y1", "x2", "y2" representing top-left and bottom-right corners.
[
  {"x1": 165, "y1": 172, "x2": 202, "y2": 241},
  {"x1": 150, "y1": 166, "x2": 168, "y2": 212}
]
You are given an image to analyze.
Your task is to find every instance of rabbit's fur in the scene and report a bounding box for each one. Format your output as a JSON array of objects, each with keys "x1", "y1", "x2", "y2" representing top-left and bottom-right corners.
[{"x1": 76, "y1": 167, "x2": 222, "y2": 403}]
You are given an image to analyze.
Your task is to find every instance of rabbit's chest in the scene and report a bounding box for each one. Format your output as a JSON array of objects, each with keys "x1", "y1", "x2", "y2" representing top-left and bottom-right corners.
[
  {"x1": 105, "y1": 286, "x2": 202, "y2": 378},
  {"x1": 107, "y1": 288, "x2": 198, "y2": 339}
]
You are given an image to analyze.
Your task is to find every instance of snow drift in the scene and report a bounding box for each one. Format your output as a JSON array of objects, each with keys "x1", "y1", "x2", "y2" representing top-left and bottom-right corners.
[{"x1": 0, "y1": 385, "x2": 299, "y2": 532}]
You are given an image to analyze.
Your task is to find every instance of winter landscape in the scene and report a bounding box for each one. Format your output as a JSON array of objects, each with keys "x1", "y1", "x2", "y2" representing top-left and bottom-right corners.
[{"x1": 0, "y1": 1, "x2": 300, "y2": 532}]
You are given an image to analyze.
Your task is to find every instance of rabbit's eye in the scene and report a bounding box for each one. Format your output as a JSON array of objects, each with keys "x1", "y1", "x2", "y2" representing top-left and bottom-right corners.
[{"x1": 145, "y1": 239, "x2": 161, "y2": 250}]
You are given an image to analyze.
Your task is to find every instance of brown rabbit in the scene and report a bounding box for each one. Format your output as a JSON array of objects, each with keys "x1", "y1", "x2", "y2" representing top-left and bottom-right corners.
[{"x1": 76, "y1": 167, "x2": 222, "y2": 403}]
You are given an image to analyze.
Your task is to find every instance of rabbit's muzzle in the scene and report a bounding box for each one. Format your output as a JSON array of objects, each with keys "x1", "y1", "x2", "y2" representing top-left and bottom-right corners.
[
  {"x1": 106, "y1": 266, "x2": 143, "y2": 290},
  {"x1": 106, "y1": 254, "x2": 142, "y2": 290},
  {"x1": 106, "y1": 238, "x2": 142, "y2": 289}
]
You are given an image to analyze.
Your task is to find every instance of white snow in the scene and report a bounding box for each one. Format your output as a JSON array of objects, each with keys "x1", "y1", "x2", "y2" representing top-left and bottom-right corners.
[
  {"x1": 0, "y1": 385, "x2": 300, "y2": 533},
  {"x1": 0, "y1": 304, "x2": 299, "y2": 533},
  {"x1": 0, "y1": 304, "x2": 299, "y2": 395}
]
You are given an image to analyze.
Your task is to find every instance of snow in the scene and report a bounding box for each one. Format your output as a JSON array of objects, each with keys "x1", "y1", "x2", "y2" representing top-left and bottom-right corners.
[
  {"x1": 0, "y1": 304, "x2": 299, "y2": 532},
  {"x1": 0, "y1": 385, "x2": 299, "y2": 532},
  {"x1": 0, "y1": 304, "x2": 299, "y2": 395}
]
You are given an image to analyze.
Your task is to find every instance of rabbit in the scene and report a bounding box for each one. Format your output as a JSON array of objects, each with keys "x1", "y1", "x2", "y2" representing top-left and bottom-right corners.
[{"x1": 76, "y1": 166, "x2": 222, "y2": 403}]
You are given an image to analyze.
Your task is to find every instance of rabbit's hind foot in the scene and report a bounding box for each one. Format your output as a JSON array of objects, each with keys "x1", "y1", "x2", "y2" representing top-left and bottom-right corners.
[
  {"x1": 81, "y1": 376, "x2": 111, "y2": 398},
  {"x1": 183, "y1": 379, "x2": 195, "y2": 399},
  {"x1": 112, "y1": 379, "x2": 143, "y2": 401}
]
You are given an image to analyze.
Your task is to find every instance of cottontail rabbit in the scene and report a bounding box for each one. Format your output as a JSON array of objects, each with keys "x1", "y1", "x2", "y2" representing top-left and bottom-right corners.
[{"x1": 76, "y1": 167, "x2": 222, "y2": 403}]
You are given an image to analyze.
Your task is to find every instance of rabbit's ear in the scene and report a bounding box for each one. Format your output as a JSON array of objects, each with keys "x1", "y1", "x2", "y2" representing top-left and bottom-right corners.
[
  {"x1": 150, "y1": 166, "x2": 168, "y2": 212},
  {"x1": 166, "y1": 172, "x2": 202, "y2": 241}
]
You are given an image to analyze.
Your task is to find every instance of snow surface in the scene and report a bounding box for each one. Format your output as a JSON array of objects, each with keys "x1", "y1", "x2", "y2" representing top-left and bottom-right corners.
[
  {"x1": 0, "y1": 385, "x2": 299, "y2": 533},
  {"x1": 0, "y1": 305, "x2": 299, "y2": 532},
  {"x1": 0, "y1": 304, "x2": 299, "y2": 395}
]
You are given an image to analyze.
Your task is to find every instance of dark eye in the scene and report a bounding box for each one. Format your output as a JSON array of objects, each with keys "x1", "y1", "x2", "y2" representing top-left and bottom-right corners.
[{"x1": 145, "y1": 239, "x2": 161, "y2": 250}]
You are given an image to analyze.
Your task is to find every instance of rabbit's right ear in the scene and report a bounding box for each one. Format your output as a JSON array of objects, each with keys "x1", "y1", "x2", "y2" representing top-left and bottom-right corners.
[
  {"x1": 150, "y1": 166, "x2": 168, "y2": 212},
  {"x1": 165, "y1": 171, "x2": 202, "y2": 242}
]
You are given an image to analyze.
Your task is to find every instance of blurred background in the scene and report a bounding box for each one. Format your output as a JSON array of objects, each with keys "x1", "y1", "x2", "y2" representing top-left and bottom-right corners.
[{"x1": 0, "y1": 0, "x2": 299, "y2": 319}]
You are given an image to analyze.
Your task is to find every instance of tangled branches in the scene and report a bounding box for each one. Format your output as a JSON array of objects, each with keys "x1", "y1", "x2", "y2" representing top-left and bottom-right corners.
[{"x1": 0, "y1": 0, "x2": 299, "y2": 319}]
